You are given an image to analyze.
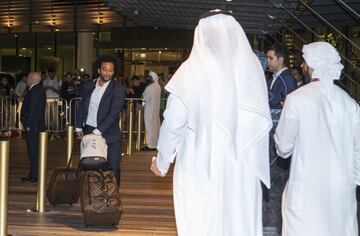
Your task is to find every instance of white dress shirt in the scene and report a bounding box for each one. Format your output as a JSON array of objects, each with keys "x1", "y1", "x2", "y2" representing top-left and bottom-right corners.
[{"x1": 76, "y1": 79, "x2": 110, "y2": 135}]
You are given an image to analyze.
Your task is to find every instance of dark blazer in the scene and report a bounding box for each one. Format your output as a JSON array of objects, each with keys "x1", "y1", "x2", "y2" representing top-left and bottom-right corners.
[
  {"x1": 76, "y1": 79, "x2": 125, "y2": 144},
  {"x1": 267, "y1": 68, "x2": 297, "y2": 109},
  {"x1": 20, "y1": 83, "x2": 46, "y2": 131}
]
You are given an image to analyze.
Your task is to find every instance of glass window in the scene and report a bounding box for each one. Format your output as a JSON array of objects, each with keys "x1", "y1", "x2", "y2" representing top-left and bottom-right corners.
[
  {"x1": 99, "y1": 32, "x2": 111, "y2": 42},
  {"x1": 19, "y1": 33, "x2": 35, "y2": 72},
  {"x1": 0, "y1": 34, "x2": 17, "y2": 72},
  {"x1": 37, "y1": 33, "x2": 56, "y2": 72},
  {"x1": 57, "y1": 32, "x2": 75, "y2": 75},
  {"x1": 0, "y1": 34, "x2": 18, "y2": 72}
]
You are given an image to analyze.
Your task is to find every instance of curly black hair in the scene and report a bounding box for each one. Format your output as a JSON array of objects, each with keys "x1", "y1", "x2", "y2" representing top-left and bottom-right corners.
[{"x1": 92, "y1": 55, "x2": 121, "y2": 79}]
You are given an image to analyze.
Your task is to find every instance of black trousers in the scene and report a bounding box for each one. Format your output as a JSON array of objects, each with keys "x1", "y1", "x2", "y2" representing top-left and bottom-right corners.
[
  {"x1": 25, "y1": 127, "x2": 40, "y2": 179},
  {"x1": 83, "y1": 125, "x2": 122, "y2": 185}
]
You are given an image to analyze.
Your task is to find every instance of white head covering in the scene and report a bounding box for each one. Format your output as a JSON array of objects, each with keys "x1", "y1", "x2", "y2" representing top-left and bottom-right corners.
[
  {"x1": 302, "y1": 41, "x2": 343, "y2": 99},
  {"x1": 165, "y1": 12, "x2": 272, "y2": 187},
  {"x1": 149, "y1": 71, "x2": 159, "y2": 83}
]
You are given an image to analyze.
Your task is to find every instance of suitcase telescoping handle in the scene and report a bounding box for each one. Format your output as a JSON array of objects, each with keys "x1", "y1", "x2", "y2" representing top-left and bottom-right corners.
[
  {"x1": 64, "y1": 144, "x2": 78, "y2": 179},
  {"x1": 66, "y1": 146, "x2": 74, "y2": 170}
]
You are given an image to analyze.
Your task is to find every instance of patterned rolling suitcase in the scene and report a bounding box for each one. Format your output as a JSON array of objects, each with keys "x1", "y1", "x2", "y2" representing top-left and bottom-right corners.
[
  {"x1": 47, "y1": 167, "x2": 80, "y2": 206},
  {"x1": 79, "y1": 170, "x2": 123, "y2": 227}
]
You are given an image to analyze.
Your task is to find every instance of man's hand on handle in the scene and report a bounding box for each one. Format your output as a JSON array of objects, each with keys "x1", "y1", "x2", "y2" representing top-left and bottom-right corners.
[{"x1": 75, "y1": 131, "x2": 83, "y2": 140}]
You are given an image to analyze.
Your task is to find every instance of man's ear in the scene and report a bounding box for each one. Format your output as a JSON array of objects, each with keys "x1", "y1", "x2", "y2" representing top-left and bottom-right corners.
[
  {"x1": 278, "y1": 56, "x2": 285, "y2": 65},
  {"x1": 98, "y1": 68, "x2": 100, "y2": 74}
]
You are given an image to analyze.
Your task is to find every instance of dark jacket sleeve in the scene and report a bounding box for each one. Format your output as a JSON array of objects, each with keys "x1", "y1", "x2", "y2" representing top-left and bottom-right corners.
[
  {"x1": 285, "y1": 74, "x2": 297, "y2": 94},
  {"x1": 269, "y1": 89, "x2": 283, "y2": 109},
  {"x1": 75, "y1": 81, "x2": 94, "y2": 129},
  {"x1": 27, "y1": 85, "x2": 46, "y2": 128}
]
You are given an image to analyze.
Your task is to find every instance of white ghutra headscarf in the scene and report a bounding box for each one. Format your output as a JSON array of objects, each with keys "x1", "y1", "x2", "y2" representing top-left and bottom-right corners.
[
  {"x1": 149, "y1": 71, "x2": 159, "y2": 84},
  {"x1": 302, "y1": 41, "x2": 343, "y2": 99},
  {"x1": 165, "y1": 12, "x2": 272, "y2": 187}
]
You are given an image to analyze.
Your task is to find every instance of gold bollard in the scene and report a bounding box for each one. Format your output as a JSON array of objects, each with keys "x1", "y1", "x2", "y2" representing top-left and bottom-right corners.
[
  {"x1": 142, "y1": 100, "x2": 147, "y2": 146},
  {"x1": 136, "y1": 108, "x2": 142, "y2": 151},
  {"x1": 0, "y1": 141, "x2": 10, "y2": 236},
  {"x1": 119, "y1": 112, "x2": 123, "y2": 131},
  {"x1": 143, "y1": 132, "x2": 147, "y2": 146},
  {"x1": 66, "y1": 126, "x2": 74, "y2": 167},
  {"x1": 127, "y1": 101, "x2": 133, "y2": 155},
  {"x1": 36, "y1": 132, "x2": 48, "y2": 213}
]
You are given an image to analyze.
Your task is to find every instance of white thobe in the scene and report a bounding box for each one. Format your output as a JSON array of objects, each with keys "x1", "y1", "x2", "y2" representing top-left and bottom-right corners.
[
  {"x1": 143, "y1": 82, "x2": 161, "y2": 148},
  {"x1": 15, "y1": 80, "x2": 27, "y2": 97},
  {"x1": 275, "y1": 82, "x2": 360, "y2": 236},
  {"x1": 43, "y1": 76, "x2": 62, "y2": 98},
  {"x1": 157, "y1": 94, "x2": 266, "y2": 236}
]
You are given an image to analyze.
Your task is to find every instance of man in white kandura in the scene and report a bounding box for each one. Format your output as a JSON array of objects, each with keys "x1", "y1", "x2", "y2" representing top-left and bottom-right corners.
[
  {"x1": 150, "y1": 11, "x2": 272, "y2": 236},
  {"x1": 275, "y1": 41, "x2": 360, "y2": 236},
  {"x1": 142, "y1": 71, "x2": 161, "y2": 151}
]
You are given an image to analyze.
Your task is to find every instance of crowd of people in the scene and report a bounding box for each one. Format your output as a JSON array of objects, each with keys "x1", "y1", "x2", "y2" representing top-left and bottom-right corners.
[{"x1": 0, "y1": 65, "x2": 173, "y2": 141}]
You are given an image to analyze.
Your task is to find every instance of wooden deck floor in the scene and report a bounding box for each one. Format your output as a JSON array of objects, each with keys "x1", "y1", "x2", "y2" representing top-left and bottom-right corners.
[
  {"x1": 5, "y1": 137, "x2": 360, "y2": 236},
  {"x1": 4, "y1": 138, "x2": 177, "y2": 236}
]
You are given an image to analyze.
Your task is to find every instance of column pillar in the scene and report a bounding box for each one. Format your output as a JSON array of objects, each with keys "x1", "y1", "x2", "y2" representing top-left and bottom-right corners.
[{"x1": 77, "y1": 32, "x2": 93, "y2": 76}]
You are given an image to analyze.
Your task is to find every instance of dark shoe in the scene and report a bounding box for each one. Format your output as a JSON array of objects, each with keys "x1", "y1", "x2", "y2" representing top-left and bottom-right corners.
[
  {"x1": 21, "y1": 176, "x2": 32, "y2": 182},
  {"x1": 141, "y1": 146, "x2": 157, "y2": 151},
  {"x1": 22, "y1": 177, "x2": 37, "y2": 183}
]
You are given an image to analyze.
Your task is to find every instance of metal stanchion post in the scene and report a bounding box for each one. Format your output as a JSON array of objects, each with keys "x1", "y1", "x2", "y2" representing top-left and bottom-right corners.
[
  {"x1": 141, "y1": 100, "x2": 147, "y2": 146},
  {"x1": 136, "y1": 107, "x2": 142, "y2": 151},
  {"x1": 127, "y1": 101, "x2": 133, "y2": 155},
  {"x1": 36, "y1": 132, "x2": 48, "y2": 213},
  {"x1": 0, "y1": 141, "x2": 11, "y2": 236},
  {"x1": 143, "y1": 132, "x2": 147, "y2": 146},
  {"x1": 66, "y1": 126, "x2": 74, "y2": 167},
  {"x1": 119, "y1": 112, "x2": 123, "y2": 131}
]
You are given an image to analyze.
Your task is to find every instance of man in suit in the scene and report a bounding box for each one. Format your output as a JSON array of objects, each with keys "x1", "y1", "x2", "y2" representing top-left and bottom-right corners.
[
  {"x1": 75, "y1": 55, "x2": 125, "y2": 185},
  {"x1": 21, "y1": 72, "x2": 46, "y2": 183},
  {"x1": 266, "y1": 45, "x2": 297, "y2": 109},
  {"x1": 264, "y1": 45, "x2": 297, "y2": 231}
]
